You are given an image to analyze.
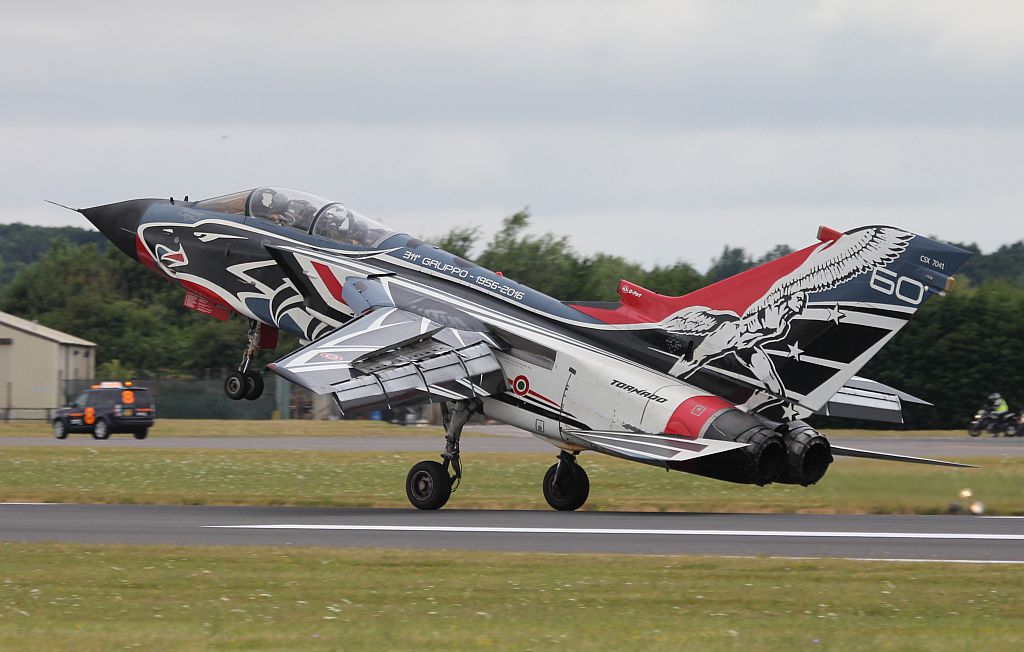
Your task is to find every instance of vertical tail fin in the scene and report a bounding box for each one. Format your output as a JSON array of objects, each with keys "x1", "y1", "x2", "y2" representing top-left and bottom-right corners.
[{"x1": 573, "y1": 226, "x2": 971, "y2": 419}]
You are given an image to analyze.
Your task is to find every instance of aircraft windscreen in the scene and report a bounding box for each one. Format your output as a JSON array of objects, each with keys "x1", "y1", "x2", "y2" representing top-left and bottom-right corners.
[
  {"x1": 312, "y1": 203, "x2": 396, "y2": 247},
  {"x1": 192, "y1": 190, "x2": 253, "y2": 215}
]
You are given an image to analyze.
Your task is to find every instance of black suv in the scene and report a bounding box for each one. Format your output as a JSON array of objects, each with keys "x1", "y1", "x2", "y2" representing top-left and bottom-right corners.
[{"x1": 53, "y1": 383, "x2": 156, "y2": 440}]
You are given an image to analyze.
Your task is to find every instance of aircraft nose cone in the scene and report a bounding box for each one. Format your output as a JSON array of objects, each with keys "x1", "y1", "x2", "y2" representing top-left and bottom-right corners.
[{"x1": 80, "y1": 199, "x2": 156, "y2": 261}]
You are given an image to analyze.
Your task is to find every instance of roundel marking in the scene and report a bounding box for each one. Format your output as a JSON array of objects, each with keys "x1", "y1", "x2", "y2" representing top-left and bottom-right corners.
[{"x1": 512, "y1": 375, "x2": 530, "y2": 397}]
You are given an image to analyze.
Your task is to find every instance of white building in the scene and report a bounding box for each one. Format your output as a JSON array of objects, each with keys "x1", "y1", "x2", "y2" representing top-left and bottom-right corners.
[{"x1": 0, "y1": 311, "x2": 96, "y2": 419}]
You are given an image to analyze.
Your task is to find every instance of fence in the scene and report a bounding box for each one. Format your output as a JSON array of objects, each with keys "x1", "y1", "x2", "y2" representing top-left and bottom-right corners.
[
  {"x1": 4, "y1": 376, "x2": 442, "y2": 423},
  {"x1": 2, "y1": 407, "x2": 57, "y2": 422},
  {"x1": 59, "y1": 377, "x2": 280, "y2": 420}
]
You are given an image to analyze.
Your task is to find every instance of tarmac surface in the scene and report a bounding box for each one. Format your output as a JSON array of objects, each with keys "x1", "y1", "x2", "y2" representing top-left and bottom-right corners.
[
  {"x1": 3, "y1": 426, "x2": 1020, "y2": 562},
  {"x1": 1, "y1": 430, "x2": 1021, "y2": 458},
  {"x1": 1, "y1": 503, "x2": 1022, "y2": 562}
]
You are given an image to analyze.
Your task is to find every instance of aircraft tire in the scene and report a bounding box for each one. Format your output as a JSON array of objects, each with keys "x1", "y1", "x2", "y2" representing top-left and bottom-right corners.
[
  {"x1": 244, "y1": 371, "x2": 264, "y2": 401},
  {"x1": 224, "y1": 372, "x2": 247, "y2": 400},
  {"x1": 542, "y1": 461, "x2": 590, "y2": 511},
  {"x1": 406, "y1": 461, "x2": 452, "y2": 510},
  {"x1": 92, "y1": 419, "x2": 110, "y2": 440}
]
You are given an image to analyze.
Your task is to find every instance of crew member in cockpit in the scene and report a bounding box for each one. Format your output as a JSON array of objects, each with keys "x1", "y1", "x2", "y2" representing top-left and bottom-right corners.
[
  {"x1": 251, "y1": 189, "x2": 289, "y2": 225},
  {"x1": 334, "y1": 210, "x2": 366, "y2": 245}
]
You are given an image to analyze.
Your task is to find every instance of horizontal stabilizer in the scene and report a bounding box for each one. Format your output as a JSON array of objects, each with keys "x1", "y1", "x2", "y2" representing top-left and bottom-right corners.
[
  {"x1": 561, "y1": 429, "x2": 750, "y2": 468},
  {"x1": 830, "y1": 445, "x2": 974, "y2": 468}
]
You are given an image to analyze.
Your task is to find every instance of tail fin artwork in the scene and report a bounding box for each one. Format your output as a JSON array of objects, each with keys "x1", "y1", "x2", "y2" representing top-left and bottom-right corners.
[{"x1": 573, "y1": 226, "x2": 971, "y2": 422}]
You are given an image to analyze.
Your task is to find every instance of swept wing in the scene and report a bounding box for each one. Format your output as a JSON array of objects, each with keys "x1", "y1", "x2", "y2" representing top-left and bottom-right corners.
[{"x1": 268, "y1": 306, "x2": 507, "y2": 414}]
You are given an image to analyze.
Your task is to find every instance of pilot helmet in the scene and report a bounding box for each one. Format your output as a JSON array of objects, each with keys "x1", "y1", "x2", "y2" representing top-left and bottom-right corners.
[{"x1": 252, "y1": 188, "x2": 288, "y2": 218}]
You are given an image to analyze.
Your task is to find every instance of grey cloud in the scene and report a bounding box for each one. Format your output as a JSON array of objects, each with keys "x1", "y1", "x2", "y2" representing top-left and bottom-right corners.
[
  {"x1": 3, "y1": 1, "x2": 1024, "y2": 128},
  {"x1": 1, "y1": 1, "x2": 1021, "y2": 273}
]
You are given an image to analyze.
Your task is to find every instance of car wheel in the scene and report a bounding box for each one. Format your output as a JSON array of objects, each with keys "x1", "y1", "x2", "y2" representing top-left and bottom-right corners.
[
  {"x1": 244, "y1": 370, "x2": 265, "y2": 400},
  {"x1": 92, "y1": 418, "x2": 110, "y2": 440},
  {"x1": 133, "y1": 428, "x2": 149, "y2": 440},
  {"x1": 224, "y1": 371, "x2": 247, "y2": 400},
  {"x1": 52, "y1": 420, "x2": 68, "y2": 440}
]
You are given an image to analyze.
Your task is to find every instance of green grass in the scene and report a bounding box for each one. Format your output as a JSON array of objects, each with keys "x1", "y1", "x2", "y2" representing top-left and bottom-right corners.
[
  {"x1": 0, "y1": 447, "x2": 1019, "y2": 514},
  {"x1": 0, "y1": 543, "x2": 1020, "y2": 651}
]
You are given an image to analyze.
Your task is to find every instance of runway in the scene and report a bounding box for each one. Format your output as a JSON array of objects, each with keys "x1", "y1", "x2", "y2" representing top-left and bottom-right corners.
[
  {"x1": 1, "y1": 430, "x2": 1021, "y2": 458},
  {"x1": 2, "y1": 503, "x2": 1022, "y2": 562}
]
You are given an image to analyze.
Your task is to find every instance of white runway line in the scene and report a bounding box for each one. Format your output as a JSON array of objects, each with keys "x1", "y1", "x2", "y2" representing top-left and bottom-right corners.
[
  {"x1": 841, "y1": 557, "x2": 1024, "y2": 565},
  {"x1": 203, "y1": 524, "x2": 1024, "y2": 541},
  {"x1": 1, "y1": 502, "x2": 62, "y2": 505}
]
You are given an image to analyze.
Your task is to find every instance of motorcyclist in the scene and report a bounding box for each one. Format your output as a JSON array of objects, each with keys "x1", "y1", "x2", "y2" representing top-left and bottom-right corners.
[{"x1": 989, "y1": 393, "x2": 1009, "y2": 415}]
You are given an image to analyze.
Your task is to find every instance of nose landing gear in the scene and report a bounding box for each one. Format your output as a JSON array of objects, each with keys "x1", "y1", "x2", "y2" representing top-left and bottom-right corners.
[{"x1": 224, "y1": 320, "x2": 266, "y2": 401}]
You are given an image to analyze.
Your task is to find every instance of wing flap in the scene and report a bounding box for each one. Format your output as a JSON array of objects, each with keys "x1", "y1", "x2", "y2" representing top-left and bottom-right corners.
[
  {"x1": 268, "y1": 307, "x2": 506, "y2": 414},
  {"x1": 561, "y1": 429, "x2": 750, "y2": 468}
]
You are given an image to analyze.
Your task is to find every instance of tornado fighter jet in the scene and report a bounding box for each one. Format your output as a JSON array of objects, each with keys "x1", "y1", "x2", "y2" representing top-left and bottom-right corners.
[{"x1": 76, "y1": 187, "x2": 973, "y2": 510}]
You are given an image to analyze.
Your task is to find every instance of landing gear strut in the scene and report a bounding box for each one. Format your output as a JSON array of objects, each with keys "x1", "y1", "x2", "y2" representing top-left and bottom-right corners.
[
  {"x1": 225, "y1": 320, "x2": 265, "y2": 401},
  {"x1": 542, "y1": 450, "x2": 590, "y2": 511},
  {"x1": 405, "y1": 399, "x2": 478, "y2": 510}
]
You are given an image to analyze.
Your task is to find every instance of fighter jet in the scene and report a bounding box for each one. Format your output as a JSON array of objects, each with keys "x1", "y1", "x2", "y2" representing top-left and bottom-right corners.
[{"x1": 76, "y1": 187, "x2": 972, "y2": 510}]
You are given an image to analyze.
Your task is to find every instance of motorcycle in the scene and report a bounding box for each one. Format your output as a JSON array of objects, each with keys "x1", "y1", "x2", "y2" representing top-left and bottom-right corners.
[{"x1": 969, "y1": 409, "x2": 1022, "y2": 437}]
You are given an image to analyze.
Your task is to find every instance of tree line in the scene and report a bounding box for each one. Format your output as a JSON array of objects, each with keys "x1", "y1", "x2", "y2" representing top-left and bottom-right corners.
[{"x1": 1, "y1": 216, "x2": 1022, "y2": 427}]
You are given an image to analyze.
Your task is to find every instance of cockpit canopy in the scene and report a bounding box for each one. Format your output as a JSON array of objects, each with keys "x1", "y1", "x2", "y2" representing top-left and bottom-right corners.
[{"x1": 192, "y1": 187, "x2": 398, "y2": 247}]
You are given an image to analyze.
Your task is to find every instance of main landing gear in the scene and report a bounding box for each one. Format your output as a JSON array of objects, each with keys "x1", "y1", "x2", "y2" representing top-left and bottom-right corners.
[
  {"x1": 542, "y1": 450, "x2": 589, "y2": 511},
  {"x1": 406, "y1": 399, "x2": 477, "y2": 510},
  {"x1": 404, "y1": 400, "x2": 592, "y2": 512},
  {"x1": 224, "y1": 320, "x2": 265, "y2": 401}
]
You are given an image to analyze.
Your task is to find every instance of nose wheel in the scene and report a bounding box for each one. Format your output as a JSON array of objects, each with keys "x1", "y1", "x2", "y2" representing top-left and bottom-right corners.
[{"x1": 225, "y1": 320, "x2": 265, "y2": 401}]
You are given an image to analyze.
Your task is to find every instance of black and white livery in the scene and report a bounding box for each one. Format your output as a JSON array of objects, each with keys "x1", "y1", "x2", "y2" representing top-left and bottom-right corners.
[{"x1": 76, "y1": 187, "x2": 973, "y2": 510}]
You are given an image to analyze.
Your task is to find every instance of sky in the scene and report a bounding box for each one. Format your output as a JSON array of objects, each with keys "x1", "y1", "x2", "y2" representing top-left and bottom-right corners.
[{"x1": 2, "y1": 0, "x2": 1023, "y2": 271}]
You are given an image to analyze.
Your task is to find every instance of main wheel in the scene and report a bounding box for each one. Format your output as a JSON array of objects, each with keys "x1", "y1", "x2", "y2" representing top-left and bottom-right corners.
[
  {"x1": 224, "y1": 371, "x2": 247, "y2": 400},
  {"x1": 406, "y1": 461, "x2": 452, "y2": 510},
  {"x1": 133, "y1": 428, "x2": 149, "y2": 440},
  {"x1": 92, "y1": 418, "x2": 110, "y2": 440},
  {"x1": 52, "y1": 420, "x2": 68, "y2": 440},
  {"x1": 542, "y1": 460, "x2": 590, "y2": 511},
  {"x1": 244, "y1": 370, "x2": 265, "y2": 400}
]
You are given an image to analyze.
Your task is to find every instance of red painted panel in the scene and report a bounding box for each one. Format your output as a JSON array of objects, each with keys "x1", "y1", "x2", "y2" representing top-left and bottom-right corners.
[
  {"x1": 312, "y1": 261, "x2": 346, "y2": 303},
  {"x1": 663, "y1": 395, "x2": 734, "y2": 440}
]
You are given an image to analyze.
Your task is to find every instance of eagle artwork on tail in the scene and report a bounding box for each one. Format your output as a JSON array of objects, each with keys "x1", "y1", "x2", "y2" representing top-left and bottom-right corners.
[{"x1": 663, "y1": 227, "x2": 914, "y2": 399}]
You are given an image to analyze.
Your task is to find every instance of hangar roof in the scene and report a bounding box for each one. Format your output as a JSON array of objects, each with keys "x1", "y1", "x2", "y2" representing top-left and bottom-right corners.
[{"x1": 0, "y1": 311, "x2": 96, "y2": 347}]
